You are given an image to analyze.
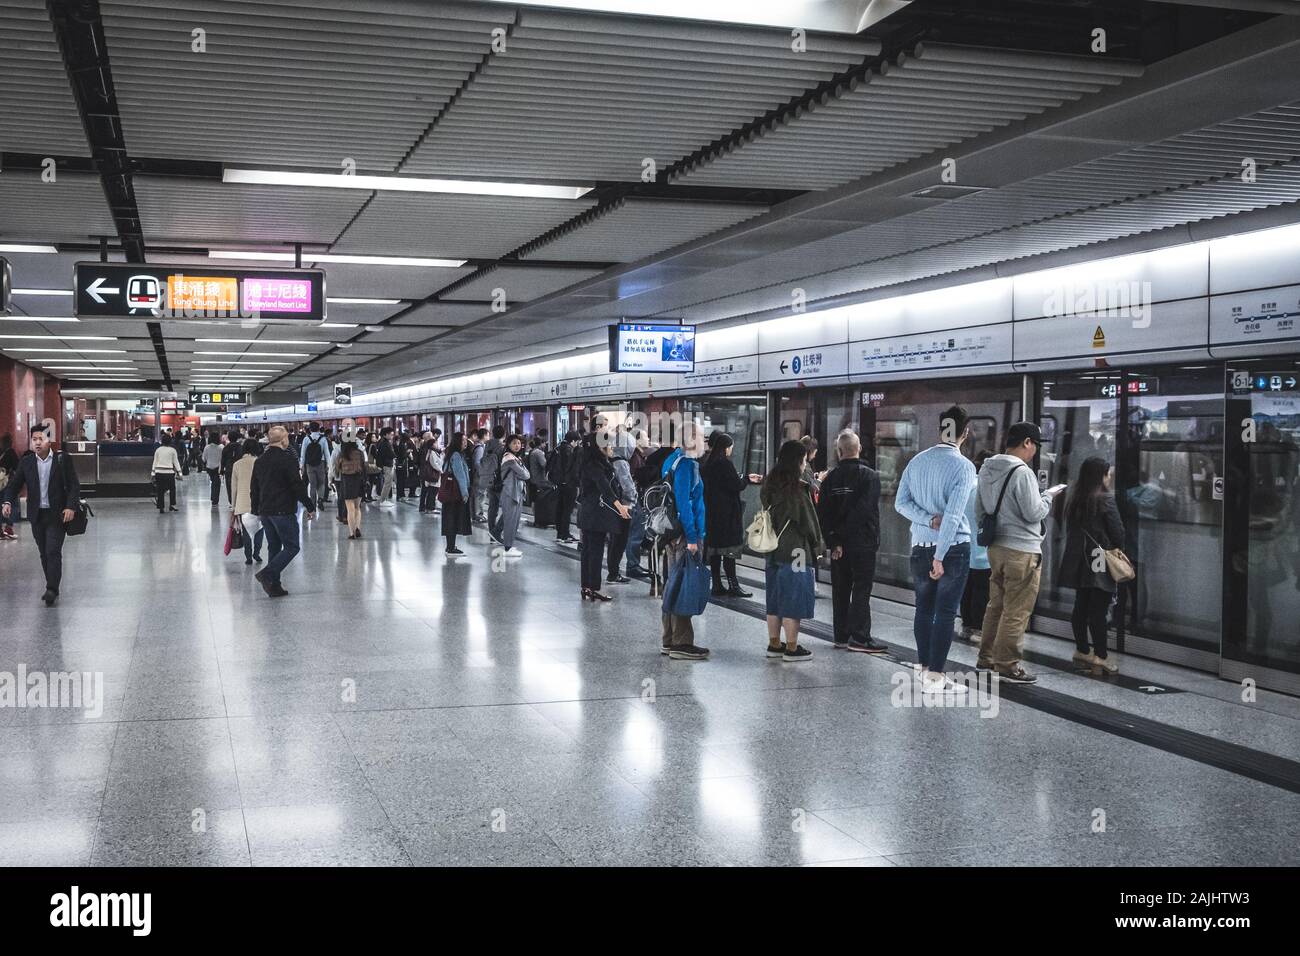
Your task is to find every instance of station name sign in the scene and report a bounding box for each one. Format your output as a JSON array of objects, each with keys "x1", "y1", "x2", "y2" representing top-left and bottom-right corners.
[{"x1": 75, "y1": 263, "x2": 326, "y2": 322}]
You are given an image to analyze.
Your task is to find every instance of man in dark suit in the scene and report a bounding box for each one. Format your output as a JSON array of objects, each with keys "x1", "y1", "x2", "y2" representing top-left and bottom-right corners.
[{"x1": 1, "y1": 426, "x2": 81, "y2": 606}]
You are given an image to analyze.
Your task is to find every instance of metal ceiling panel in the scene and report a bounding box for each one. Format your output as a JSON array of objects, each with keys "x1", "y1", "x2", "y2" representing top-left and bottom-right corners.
[
  {"x1": 0, "y1": 171, "x2": 117, "y2": 242},
  {"x1": 100, "y1": 0, "x2": 507, "y2": 168},
  {"x1": 390, "y1": 302, "x2": 490, "y2": 327},
  {"x1": 440, "y1": 265, "x2": 604, "y2": 302},
  {"x1": 0, "y1": 0, "x2": 88, "y2": 154},
  {"x1": 403, "y1": 8, "x2": 879, "y2": 181}
]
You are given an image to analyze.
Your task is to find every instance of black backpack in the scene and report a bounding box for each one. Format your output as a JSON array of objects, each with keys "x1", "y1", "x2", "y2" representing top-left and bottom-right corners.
[
  {"x1": 304, "y1": 435, "x2": 326, "y2": 466},
  {"x1": 491, "y1": 457, "x2": 506, "y2": 494}
]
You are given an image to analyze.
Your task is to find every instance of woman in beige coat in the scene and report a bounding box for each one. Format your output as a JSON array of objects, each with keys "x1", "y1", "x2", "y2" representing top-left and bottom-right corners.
[{"x1": 229, "y1": 438, "x2": 264, "y2": 565}]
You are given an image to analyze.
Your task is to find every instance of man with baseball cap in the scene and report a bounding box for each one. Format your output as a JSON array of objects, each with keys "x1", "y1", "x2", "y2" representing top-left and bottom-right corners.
[{"x1": 975, "y1": 421, "x2": 1065, "y2": 684}]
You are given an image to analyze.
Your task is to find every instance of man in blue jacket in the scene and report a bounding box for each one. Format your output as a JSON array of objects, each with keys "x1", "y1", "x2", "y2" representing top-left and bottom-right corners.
[{"x1": 660, "y1": 426, "x2": 709, "y2": 661}]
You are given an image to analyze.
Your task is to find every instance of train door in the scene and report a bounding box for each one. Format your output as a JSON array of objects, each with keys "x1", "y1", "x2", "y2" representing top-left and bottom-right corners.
[
  {"x1": 857, "y1": 376, "x2": 1022, "y2": 601},
  {"x1": 1223, "y1": 364, "x2": 1300, "y2": 694},
  {"x1": 1038, "y1": 366, "x2": 1224, "y2": 666}
]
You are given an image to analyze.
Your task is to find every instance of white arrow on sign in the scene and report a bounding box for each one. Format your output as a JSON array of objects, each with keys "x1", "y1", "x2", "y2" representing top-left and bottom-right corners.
[{"x1": 86, "y1": 277, "x2": 120, "y2": 304}]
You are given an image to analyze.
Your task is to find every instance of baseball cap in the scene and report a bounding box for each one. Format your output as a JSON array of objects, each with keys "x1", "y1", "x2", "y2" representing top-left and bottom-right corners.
[{"x1": 1006, "y1": 421, "x2": 1043, "y2": 448}]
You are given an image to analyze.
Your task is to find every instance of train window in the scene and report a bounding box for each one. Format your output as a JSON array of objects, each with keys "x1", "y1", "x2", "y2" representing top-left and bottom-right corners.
[{"x1": 966, "y1": 416, "x2": 998, "y2": 459}]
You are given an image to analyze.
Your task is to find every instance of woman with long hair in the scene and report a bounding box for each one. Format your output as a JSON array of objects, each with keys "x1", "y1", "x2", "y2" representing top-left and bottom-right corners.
[
  {"x1": 759, "y1": 439, "x2": 824, "y2": 661},
  {"x1": 701, "y1": 430, "x2": 761, "y2": 597},
  {"x1": 230, "y1": 438, "x2": 265, "y2": 564},
  {"x1": 334, "y1": 438, "x2": 366, "y2": 539},
  {"x1": 439, "y1": 432, "x2": 473, "y2": 554},
  {"x1": 1058, "y1": 456, "x2": 1125, "y2": 673},
  {"x1": 576, "y1": 430, "x2": 630, "y2": 600}
]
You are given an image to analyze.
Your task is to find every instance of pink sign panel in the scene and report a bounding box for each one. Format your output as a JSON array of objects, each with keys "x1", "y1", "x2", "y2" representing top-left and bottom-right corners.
[{"x1": 242, "y1": 277, "x2": 313, "y2": 314}]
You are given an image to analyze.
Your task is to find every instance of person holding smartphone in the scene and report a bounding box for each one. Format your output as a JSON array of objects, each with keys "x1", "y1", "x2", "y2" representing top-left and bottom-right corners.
[{"x1": 974, "y1": 421, "x2": 1066, "y2": 684}]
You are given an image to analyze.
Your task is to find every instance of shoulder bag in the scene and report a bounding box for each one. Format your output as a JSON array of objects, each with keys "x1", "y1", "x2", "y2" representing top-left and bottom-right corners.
[{"x1": 1085, "y1": 530, "x2": 1135, "y2": 583}]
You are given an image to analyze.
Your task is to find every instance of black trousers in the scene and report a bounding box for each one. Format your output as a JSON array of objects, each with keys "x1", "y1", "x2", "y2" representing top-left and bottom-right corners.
[
  {"x1": 1072, "y1": 586, "x2": 1112, "y2": 657},
  {"x1": 961, "y1": 567, "x2": 991, "y2": 631},
  {"x1": 607, "y1": 523, "x2": 630, "y2": 576},
  {"x1": 207, "y1": 468, "x2": 221, "y2": 504},
  {"x1": 32, "y1": 509, "x2": 67, "y2": 593},
  {"x1": 419, "y1": 484, "x2": 438, "y2": 512},
  {"x1": 830, "y1": 549, "x2": 876, "y2": 645},
  {"x1": 709, "y1": 554, "x2": 740, "y2": 591},
  {"x1": 154, "y1": 474, "x2": 176, "y2": 511},
  {"x1": 224, "y1": 469, "x2": 233, "y2": 504},
  {"x1": 555, "y1": 485, "x2": 576, "y2": 539},
  {"x1": 581, "y1": 530, "x2": 608, "y2": 590}
]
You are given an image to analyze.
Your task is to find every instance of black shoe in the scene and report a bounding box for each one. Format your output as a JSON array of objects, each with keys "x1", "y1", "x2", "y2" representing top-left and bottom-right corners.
[
  {"x1": 253, "y1": 555, "x2": 262, "y2": 564},
  {"x1": 765, "y1": 643, "x2": 785, "y2": 659},
  {"x1": 245, "y1": 557, "x2": 253, "y2": 565},
  {"x1": 588, "y1": 590, "x2": 613, "y2": 602},
  {"x1": 626, "y1": 566, "x2": 650, "y2": 579},
  {"x1": 254, "y1": 569, "x2": 275, "y2": 597},
  {"x1": 996, "y1": 666, "x2": 1038, "y2": 685},
  {"x1": 269, "y1": 585, "x2": 289, "y2": 598},
  {"x1": 711, "y1": 585, "x2": 729, "y2": 597},
  {"x1": 847, "y1": 637, "x2": 889, "y2": 654},
  {"x1": 169, "y1": 506, "x2": 178, "y2": 512},
  {"x1": 41, "y1": 589, "x2": 56, "y2": 607},
  {"x1": 669, "y1": 645, "x2": 709, "y2": 660},
  {"x1": 446, "y1": 547, "x2": 465, "y2": 555},
  {"x1": 607, "y1": 574, "x2": 630, "y2": 584},
  {"x1": 782, "y1": 644, "x2": 813, "y2": 662},
  {"x1": 726, "y1": 585, "x2": 753, "y2": 598}
]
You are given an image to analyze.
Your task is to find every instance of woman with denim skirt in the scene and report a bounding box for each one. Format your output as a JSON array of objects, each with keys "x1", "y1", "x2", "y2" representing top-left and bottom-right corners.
[{"x1": 759, "y1": 439, "x2": 824, "y2": 662}]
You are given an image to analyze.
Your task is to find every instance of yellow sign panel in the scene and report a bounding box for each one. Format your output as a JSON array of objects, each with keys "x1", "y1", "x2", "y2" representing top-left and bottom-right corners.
[
  {"x1": 1092, "y1": 325, "x2": 1106, "y2": 348},
  {"x1": 168, "y1": 275, "x2": 238, "y2": 313}
]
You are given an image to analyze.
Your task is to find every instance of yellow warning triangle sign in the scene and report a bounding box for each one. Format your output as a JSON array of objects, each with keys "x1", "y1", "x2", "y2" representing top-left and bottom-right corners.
[{"x1": 1092, "y1": 325, "x2": 1106, "y2": 348}]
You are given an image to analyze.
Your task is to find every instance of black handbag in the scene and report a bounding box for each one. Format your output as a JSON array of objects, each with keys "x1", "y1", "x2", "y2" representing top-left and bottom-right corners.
[{"x1": 65, "y1": 500, "x2": 93, "y2": 536}]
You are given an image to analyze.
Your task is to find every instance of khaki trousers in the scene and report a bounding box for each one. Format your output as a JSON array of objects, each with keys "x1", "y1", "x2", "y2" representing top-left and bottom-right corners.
[
  {"x1": 659, "y1": 539, "x2": 696, "y2": 648},
  {"x1": 978, "y1": 545, "x2": 1042, "y2": 671}
]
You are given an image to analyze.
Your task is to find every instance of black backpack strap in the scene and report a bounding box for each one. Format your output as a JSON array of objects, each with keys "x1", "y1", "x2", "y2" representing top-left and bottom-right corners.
[{"x1": 990, "y1": 464, "x2": 1024, "y2": 518}]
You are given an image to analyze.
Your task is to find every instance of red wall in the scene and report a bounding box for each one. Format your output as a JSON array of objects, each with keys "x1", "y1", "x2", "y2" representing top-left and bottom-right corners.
[{"x1": 0, "y1": 356, "x2": 56, "y2": 450}]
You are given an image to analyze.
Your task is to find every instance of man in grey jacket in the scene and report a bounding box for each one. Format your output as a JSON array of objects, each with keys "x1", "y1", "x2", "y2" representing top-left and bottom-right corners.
[{"x1": 974, "y1": 421, "x2": 1065, "y2": 684}]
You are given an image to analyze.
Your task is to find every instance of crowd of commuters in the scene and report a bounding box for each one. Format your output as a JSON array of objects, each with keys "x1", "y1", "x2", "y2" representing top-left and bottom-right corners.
[{"x1": 1, "y1": 410, "x2": 1131, "y2": 685}]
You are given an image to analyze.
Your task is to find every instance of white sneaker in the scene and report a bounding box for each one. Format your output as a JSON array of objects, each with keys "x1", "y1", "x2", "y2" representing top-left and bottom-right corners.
[
  {"x1": 921, "y1": 673, "x2": 968, "y2": 695},
  {"x1": 503, "y1": 548, "x2": 523, "y2": 558},
  {"x1": 491, "y1": 545, "x2": 504, "y2": 556},
  {"x1": 380, "y1": 501, "x2": 394, "y2": 508}
]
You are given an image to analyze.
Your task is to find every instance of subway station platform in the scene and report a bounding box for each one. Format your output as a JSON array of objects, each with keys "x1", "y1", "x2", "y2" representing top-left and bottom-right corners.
[{"x1": 1, "y1": 481, "x2": 1297, "y2": 868}]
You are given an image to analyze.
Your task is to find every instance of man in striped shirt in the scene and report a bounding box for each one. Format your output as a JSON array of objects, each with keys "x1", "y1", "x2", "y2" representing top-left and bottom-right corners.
[{"x1": 894, "y1": 405, "x2": 977, "y2": 695}]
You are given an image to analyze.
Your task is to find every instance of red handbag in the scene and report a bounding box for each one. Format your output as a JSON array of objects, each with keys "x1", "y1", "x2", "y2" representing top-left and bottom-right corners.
[{"x1": 222, "y1": 515, "x2": 242, "y2": 556}]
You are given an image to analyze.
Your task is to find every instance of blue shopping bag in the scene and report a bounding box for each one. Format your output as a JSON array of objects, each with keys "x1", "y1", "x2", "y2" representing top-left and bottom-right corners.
[{"x1": 662, "y1": 549, "x2": 711, "y2": 617}]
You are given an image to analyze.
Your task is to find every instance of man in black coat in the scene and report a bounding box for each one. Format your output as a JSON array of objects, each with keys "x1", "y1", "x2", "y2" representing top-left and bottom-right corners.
[
  {"x1": 220, "y1": 429, "x2": 242, "y2": 505},
  {"x1": 251, "y1": 425, "x2": 316, "y2": 598},
  {"x1": 816, "y1": 430, "x2": 887, "y2": 653},
  {"x1": 2, "y1": 426, "x2": 81, "y2": 605}
]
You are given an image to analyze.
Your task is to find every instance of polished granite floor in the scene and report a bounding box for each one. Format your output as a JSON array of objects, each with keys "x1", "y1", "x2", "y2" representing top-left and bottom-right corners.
[{"x1": 1, "y1": 479, "x2": 1298, "y2": 867}]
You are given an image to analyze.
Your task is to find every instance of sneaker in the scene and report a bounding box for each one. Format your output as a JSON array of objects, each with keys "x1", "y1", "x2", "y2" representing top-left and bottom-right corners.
[
  {"x1": 503, "y1": 548, "x2": 522, "y2": 558},
  {"x1": 765, "y1": 644, "x2": 785, "y2": 658},
  {"x1": 660, "y1": 644, "x2": 672, "y2": 655},
  {"x1": 833, "y1": 642, "x2": 850, "y2": 651},
  {"x1": 847, "y1": 637, "x2": 889, "y2": 654},
  {"x1": 380, "y1": 501, "x2": 394, "y2": 509},
  {"x1": 1071, "y1": 650, "x2": 1099, "y2": 667},
  {"x1": 975, "y1": 659, "x2": 995, "y2": 671},
  {"x1": 921, "y1": 673, "x2": 969, "y2": 695},
  {"x1": 607, "y1": 574, "x2": 630, "y2": 584},
  {"x1": 995, "y1": 666, "x2": 1038, "y2": 685},
  {"x1": 1094, "y1": 655, "x2": 1119, "y2": 674},
  {"x1": 626, "y1": 566, "x2": 650, "y2": 579},
  {"x1": 669, "y1": 645, "x2": 710, "y2": 661},
  {"x1": 782, "y1": 645, "x2": 813, "y2": 662}
]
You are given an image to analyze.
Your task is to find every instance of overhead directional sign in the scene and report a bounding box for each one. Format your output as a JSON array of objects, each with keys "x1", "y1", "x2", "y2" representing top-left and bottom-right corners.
[
  {"x1": 0, "y1": 257, "x2": 10, "y2": 313},
  {"x1": 188, "y1": 390, "x2": 247, "y2": 407},
  {"x1": 335, "y1": 383, "x2": 352, "y2": 406},
  {"x1": 75, "y1": 263, "x2": 326, "y2": 322}
]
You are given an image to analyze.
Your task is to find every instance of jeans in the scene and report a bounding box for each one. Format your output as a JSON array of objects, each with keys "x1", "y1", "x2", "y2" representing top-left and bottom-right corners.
[
  {"x1": 910, "y1": 543, "x2": 970, "y2": 671},
  {"x1": 581, "y1": 529, "x2": 607, "y2": 590},
  {"x1": 261, "y1": 513, "x2": 301, "y2": 585},
  {"x1": 31, "y1": 509, "x2": 67, "y2": 593},
  {"x1": 625, "y1": 504, "x2": 647, "y2": 569},
  {"x1": 961, "y1": 567, "x2": 991, "y2": 631},
  {"x1": 831, "y1": 548, "x2": 876, "y2": 645},
  {"x1": 304, "y1": 463, "x2": 328, "y2": 506}
]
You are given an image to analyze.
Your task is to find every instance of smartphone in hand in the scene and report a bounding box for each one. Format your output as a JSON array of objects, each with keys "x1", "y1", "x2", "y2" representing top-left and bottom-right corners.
[{"x1": 1046, "y1": 483, "x2": 1067, "y2": 497}]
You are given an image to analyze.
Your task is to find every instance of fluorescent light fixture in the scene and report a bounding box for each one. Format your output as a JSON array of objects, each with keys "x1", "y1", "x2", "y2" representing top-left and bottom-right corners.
[
  {"x1": 0, "y1": 316, "x2": 80, "y2": 323},
  {"x1": 209, "y1": 251, "x2": 467, "y2": 268},
  {"x1": 195, "y1": 351, "x2": 309, "y2": 357},
  {"x1": 192, "y1": 361, "x2": 293, "y2": 366},
  {"x1": 12, "y1": 289, "x2": 73, "y2": 297},
  {"x1": 364, "y1": 326, "x2": 384, "y2": 332},
  {"x1": 327, "y1": 298, "x2": 401, "y2": 305},
  {"x1": 195, "y1": 339, "x2": 330, "y2": 346},
  {"x1": 3, "y1": 347, "x2": 127, "y2": 353},
  {"x1": 224, "y1": 167, "x2": 592, "y2": 201},
  {"x1": 0, "y1": 334, "x2": 116, "y2": 341},
  {"x1": 0, "y1": 244, "x2": 58, "y2": 254},
  {"x1": 319, "y1": 323, "x2": 359, "y2": 329},
  {"x1": 34, "y1": 359, "x2": 134, "y2": 364}
]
